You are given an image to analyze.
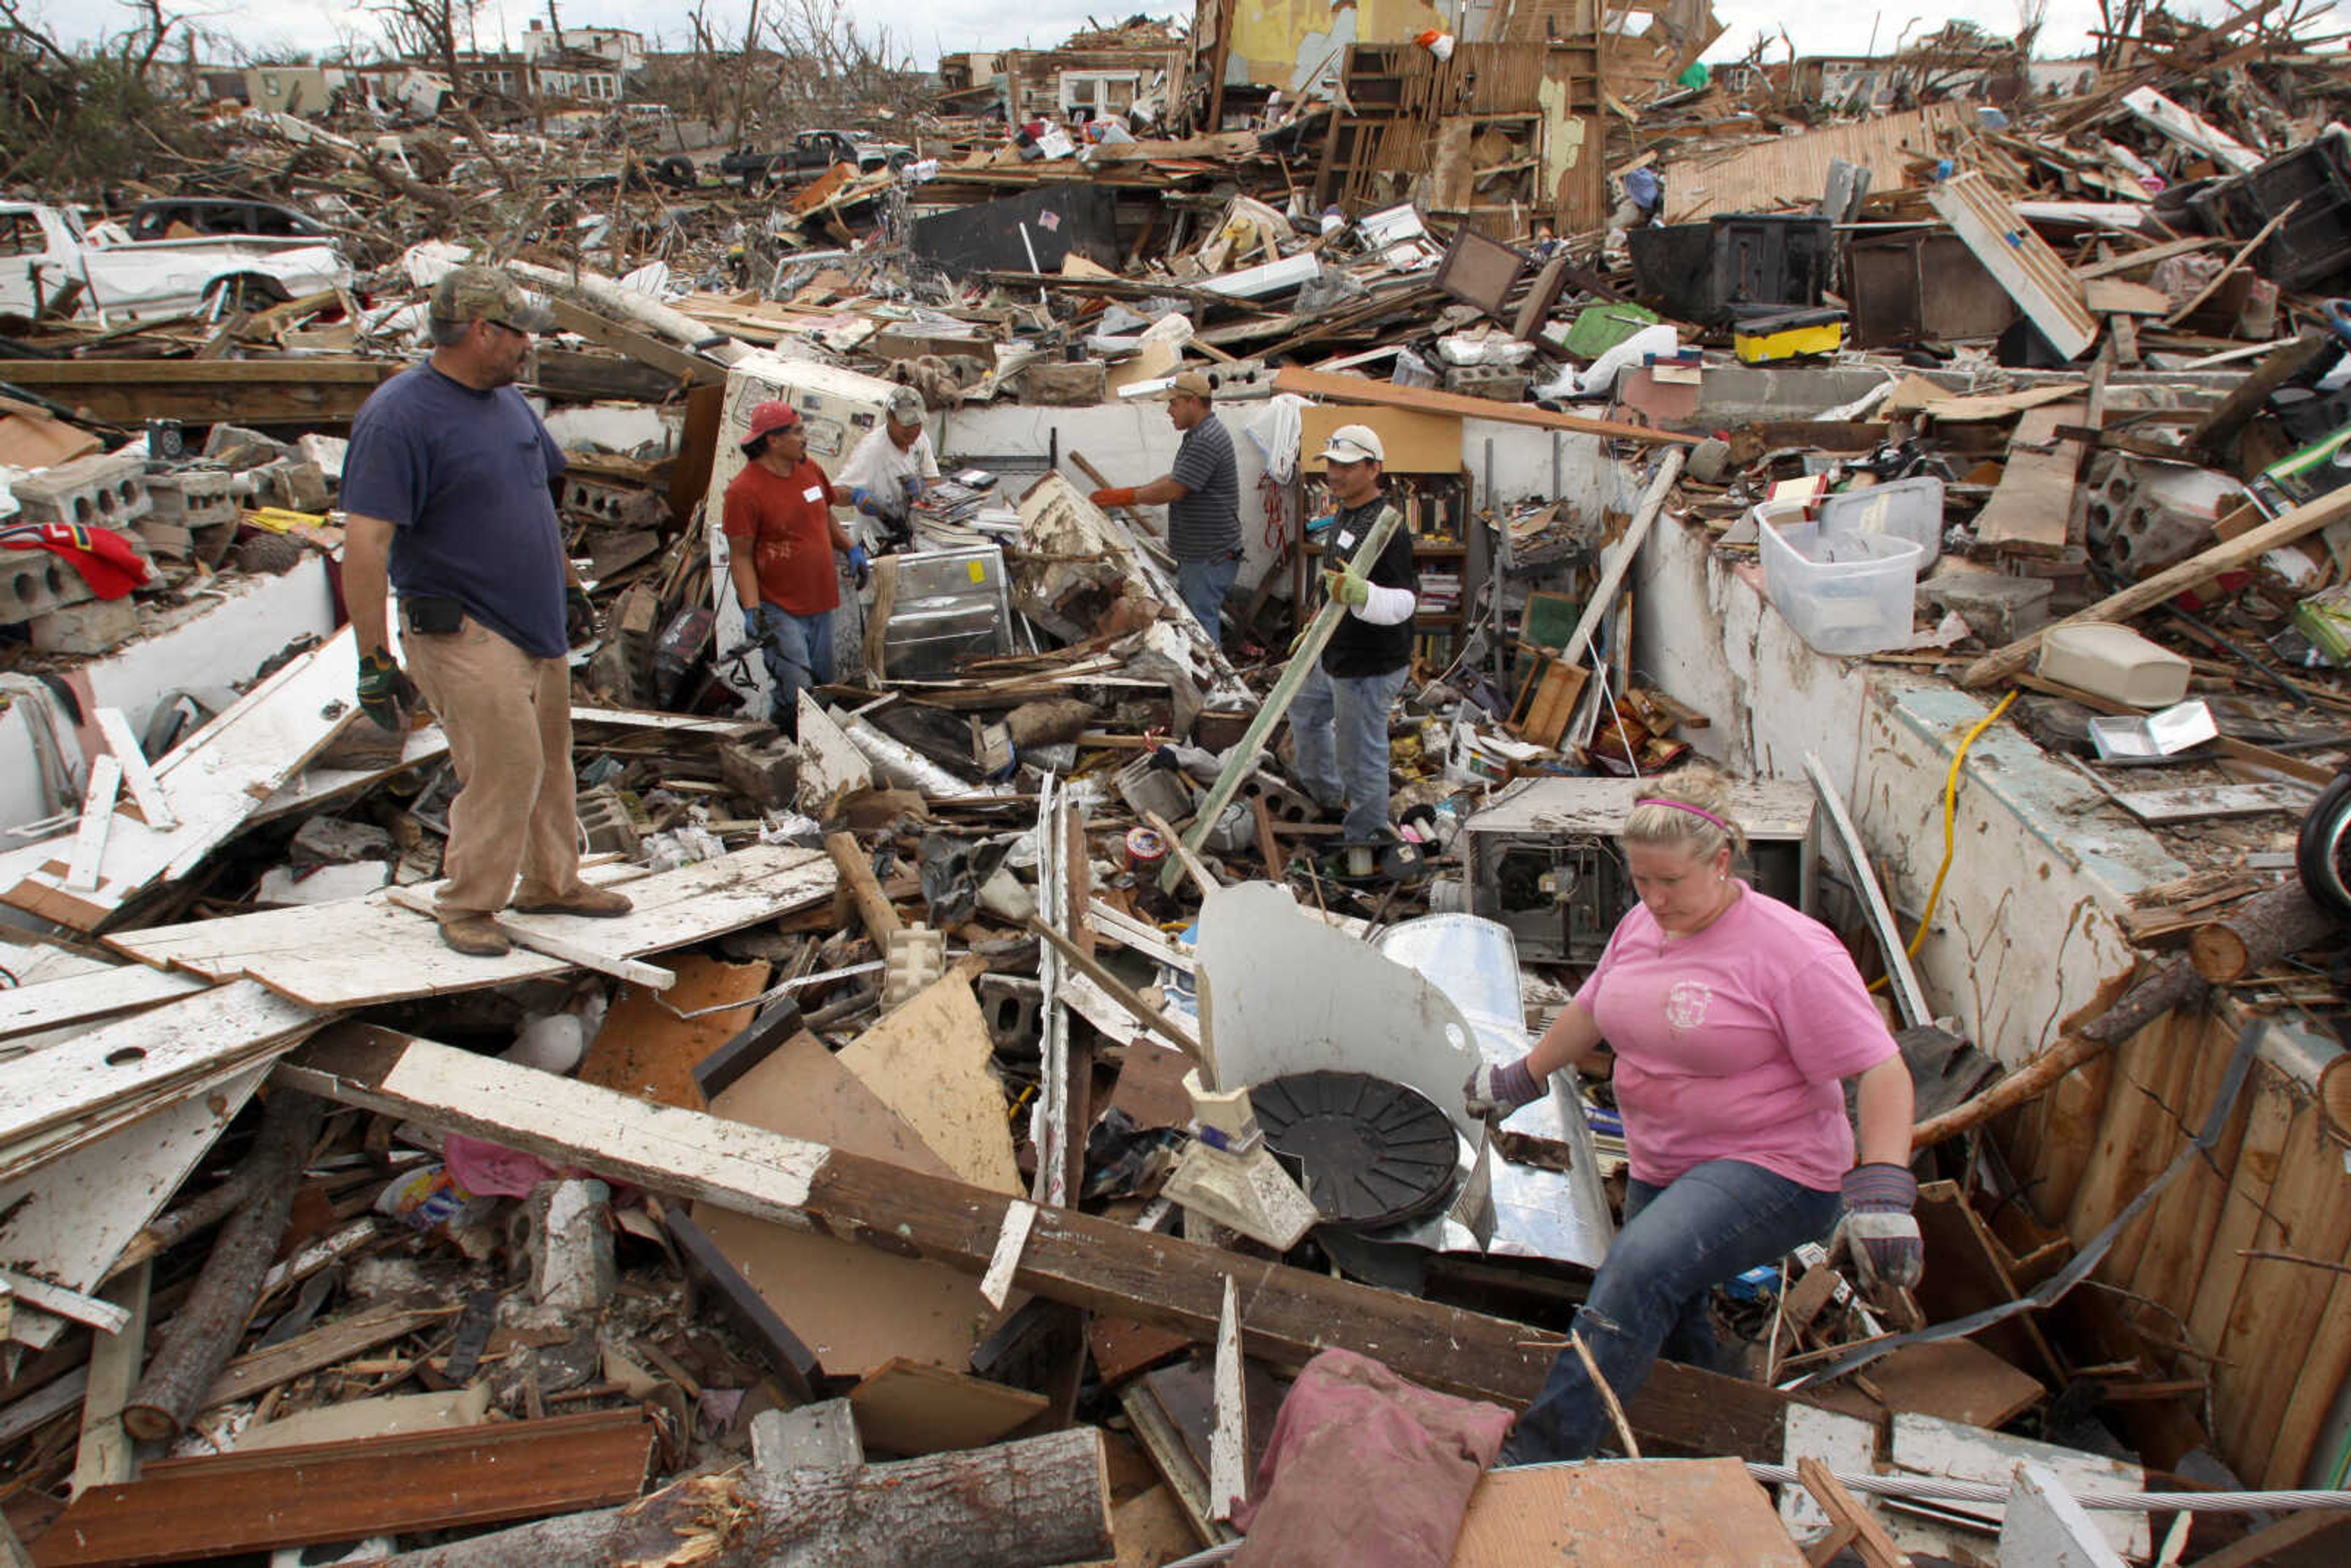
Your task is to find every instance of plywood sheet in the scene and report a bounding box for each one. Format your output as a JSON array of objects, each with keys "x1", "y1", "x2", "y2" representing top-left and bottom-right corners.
[
  {"x1": 693, "y1": 1029, "x2": 1002, "y2": 1378},
  {"x1": 1299, "y1": 403, "x2": 1463, "y2": 476},
  {"x1": 849, "y1": 1357, "x2": 1049, "y2": 1456},
  {"x1": 1663, "y1": 103, "x2": 1969, "y2": 222},
  {"x1": 836, "y1": 974, "x2": 1021, "y2": 1195},
  {"x1": 1815, "y1": 1338, "x2": 2044, "y2": 1429},
  {"x1": 1974, "y1": 404, "x2": 2086, "y2": 559},
  {"x1": 1114, "y1": 1484, "x2": 1202, "y2": 1566},
  {"x1": 579, "y1": 952, "x2": 771, "y2": 1111},
  {"x1": 1449, "y1": 1458, "x2": 1806, "y2": 1565},
  {"x1": 108, "y1": 845, "x2": 834, "y2": 1010}
]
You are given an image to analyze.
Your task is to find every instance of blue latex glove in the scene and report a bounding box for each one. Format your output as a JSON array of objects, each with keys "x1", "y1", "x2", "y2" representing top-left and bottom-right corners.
[
  {"x1": 743, "y1": 602, "x2": 775, "y2": 640},
  {"x1": 846, "y1": 546, "x2": 871, "y2": 590},
  {"x1": 899, "y1": 473, "x2": 924, "y2": 505},
  {"x1": 849, "y1": 486, "x2": 882, "y2": 517}
]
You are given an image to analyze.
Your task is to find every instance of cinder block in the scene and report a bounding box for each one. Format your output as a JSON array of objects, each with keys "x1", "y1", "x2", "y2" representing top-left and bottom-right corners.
[
  {"x1": 0, "y1": 550, "x2": 93, "y2": 625},
  {"x1": 1919, "y1": 569, "x2": 2055, "y2": 645},
  {"x1": 29, "y1": 596, "x2": 139, "y2": 654},
  {"x1": 13, "y1": 449, "x2": 151, "y2": 530},
  {"x1": 144, "y1": 467, "x2": 238, "y2": 527},
  {"x1": 1441, "y1": 364, "x2": 1531, "y2": 402},
  {"x1": 248, "y1": 458, "x2": 330, "y2": 514}
]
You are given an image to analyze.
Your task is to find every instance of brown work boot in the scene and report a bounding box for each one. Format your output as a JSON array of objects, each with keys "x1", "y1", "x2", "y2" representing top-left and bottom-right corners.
[
  {"x1": 440, "y1": 915, "x2": 512, "y2": 957},
  {"x1": 509, "y1": 886, "x2": 634, "y2": 918}
]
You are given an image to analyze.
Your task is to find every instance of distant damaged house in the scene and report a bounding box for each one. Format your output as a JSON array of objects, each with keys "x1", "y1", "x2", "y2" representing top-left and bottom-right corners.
[{"x1": 940, "y1": 19, "x2": 1189, "y2": 125}]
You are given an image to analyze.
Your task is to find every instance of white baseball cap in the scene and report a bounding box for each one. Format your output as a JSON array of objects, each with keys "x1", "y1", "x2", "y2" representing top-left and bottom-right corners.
[{"x1": 1316, "y1": 424, "x2": 1385, "y2": 464}]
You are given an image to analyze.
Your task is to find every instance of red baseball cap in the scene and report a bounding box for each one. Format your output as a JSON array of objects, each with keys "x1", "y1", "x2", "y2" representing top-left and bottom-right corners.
[{"x1": 740, "y1": 399, "x2": 803, "y2": 449}]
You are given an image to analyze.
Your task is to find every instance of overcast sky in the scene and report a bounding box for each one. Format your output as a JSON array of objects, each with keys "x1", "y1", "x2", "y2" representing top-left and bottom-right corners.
[{"x1": 37, "y1": 0, "x2": 2283, "y2": 69}]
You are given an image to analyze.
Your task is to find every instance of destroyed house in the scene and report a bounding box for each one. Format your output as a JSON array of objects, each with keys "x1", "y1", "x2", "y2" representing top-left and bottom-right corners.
[{"x1": 4, "y1": 6, "x2": 2351, "y2": 1563}]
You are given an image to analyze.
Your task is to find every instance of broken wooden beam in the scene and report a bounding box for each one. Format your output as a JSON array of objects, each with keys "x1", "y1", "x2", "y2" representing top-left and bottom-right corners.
[
  {"x1": 1271, "y1": 367, "x2": 1700, "y2": 446},
  {"x1": 33, "y1": 1410, "x2": 653, "y2": 1567},
  {"x1": 273, "y1": 1024, "x2": 1811, "y2": 1462},
  {"x1": 0, "y1": 359, "x2": 400, "y2": 426}
]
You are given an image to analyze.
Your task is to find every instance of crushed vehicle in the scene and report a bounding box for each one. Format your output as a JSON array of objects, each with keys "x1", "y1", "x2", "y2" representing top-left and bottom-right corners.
[{"x1": 0, "y1": 201, "x2": 351, "y2": 322}]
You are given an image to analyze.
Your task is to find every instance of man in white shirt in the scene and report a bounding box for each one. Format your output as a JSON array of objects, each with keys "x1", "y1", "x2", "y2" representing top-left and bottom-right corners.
[{"x1": 836, "y1": 386, "x2": 941, "y2": 550}]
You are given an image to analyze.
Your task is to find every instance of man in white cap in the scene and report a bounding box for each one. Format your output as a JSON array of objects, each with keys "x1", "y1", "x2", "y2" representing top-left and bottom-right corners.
[
  {"x1": 1291, "y1": 422, "x2": 1417, "y2": 844},
  {"x1": 1089, "y1": 369, "x2": 1242, "y2": 642},
  {"x1": 836, "y1": 385, "x2": 940, "y2": 551},
  {"x1": 341, "y1": 265, "x2": 629, "y2": 957}
]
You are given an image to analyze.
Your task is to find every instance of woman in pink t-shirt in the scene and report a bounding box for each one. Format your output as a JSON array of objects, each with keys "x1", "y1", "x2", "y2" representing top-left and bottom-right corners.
[{"x1": 1463, "y1": 763, "x2": 1923, "y2": 1465}]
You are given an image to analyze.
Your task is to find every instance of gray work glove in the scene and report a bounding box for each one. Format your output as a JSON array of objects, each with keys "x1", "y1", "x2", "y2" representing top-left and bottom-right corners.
[
  {"x1": 1830, "y1": 1163, "x2": 1925, "y2": 1294},
  {"x1": 1463, "y1": 1055, "x2": 1543, "y2": 1122}
]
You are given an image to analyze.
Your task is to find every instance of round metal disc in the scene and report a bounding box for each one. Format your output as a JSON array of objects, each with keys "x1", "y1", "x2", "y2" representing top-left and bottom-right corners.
[{"x1": 1251, "y1": 1070, "x2": 1460, "y2": 1229}]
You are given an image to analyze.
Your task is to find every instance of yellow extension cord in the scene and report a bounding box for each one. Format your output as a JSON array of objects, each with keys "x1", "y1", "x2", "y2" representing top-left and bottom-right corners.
[{"x1": 1869, "y1": 690, "x2": 2019, "y2": 991}]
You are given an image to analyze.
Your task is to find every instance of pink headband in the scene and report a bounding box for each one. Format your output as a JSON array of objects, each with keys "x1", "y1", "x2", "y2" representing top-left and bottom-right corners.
[{"x1": 1636, "y1": 798, "x2": 1732, "y2": 833}]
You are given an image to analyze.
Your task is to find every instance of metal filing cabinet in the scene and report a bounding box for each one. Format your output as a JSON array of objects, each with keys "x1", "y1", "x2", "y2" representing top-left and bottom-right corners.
[{"x1": 1461, "y1": 776, "x2": 1818, "y2": 965}]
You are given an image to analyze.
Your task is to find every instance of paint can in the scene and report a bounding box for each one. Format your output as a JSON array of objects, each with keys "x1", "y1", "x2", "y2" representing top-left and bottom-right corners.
[{"x1": 1123, "y1": 825, "x2": 1167, "y2": 876}]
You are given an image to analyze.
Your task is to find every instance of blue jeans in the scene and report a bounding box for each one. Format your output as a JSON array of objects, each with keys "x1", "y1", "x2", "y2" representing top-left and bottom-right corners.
[
  {"x1": 1177, "y1": 552, "x2": 1240, "y2": 642},
  {"x1": 757, "y1": 605, "x2": 834, "y2": 730},
  {"x1": 1290, "y1": 661, "x2": 1409, "y2": 842},
  {"x1": 1504, "y1": 1159, "x2": 1841, "y2": 1463}
]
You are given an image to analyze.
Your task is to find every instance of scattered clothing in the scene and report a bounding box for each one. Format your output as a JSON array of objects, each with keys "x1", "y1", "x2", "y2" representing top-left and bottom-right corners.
[
  {"x1": 0, "y1": 522, "x2": 149, "y2": 599},
  {"x1": 1232, "y1": 1348, "x2": 1512, "y2": 1568}
]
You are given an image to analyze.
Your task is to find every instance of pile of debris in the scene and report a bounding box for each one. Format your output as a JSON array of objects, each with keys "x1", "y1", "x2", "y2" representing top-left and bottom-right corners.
[{"x1": 6, "y1": 1, "x2": 2351, "y2": 1563}]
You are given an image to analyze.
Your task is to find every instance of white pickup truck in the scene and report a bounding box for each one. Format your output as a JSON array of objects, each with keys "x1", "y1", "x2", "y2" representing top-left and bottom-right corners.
[{"x1": 0, "y1": 201, "x2": 353, "y2": 324}]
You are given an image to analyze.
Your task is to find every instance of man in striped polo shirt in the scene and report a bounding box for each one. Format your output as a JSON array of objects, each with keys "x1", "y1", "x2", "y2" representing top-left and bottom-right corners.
[{"x1": 1089, "y1": 369, "x2": 1242, "y2": 644}]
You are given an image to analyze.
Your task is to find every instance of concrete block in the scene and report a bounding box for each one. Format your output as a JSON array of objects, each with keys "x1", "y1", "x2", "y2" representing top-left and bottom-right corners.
[
  {"x1": 144, "y1": 467, "x2": 238, "y2": 527},
  {"x1": 12, "y1": 449, "x2": 151, "y2": 530},
  {"x1": 574, "y1": 780, "x2": 641, "y2": 857},
  {"x1": 1919, "y1": 569, "x2": 2054, "y2": 645},
  {"x1": 29, "y1": 596, "x2": 139, "y2": 654},
  {"x1": 201, "y1": 422, "x2": 294, "y2": 470},
  {"x1": 718, "y1": 736, "x2": 799, "y2": 809},
  {"x1": 1441, "y1": 364, "x2": 1531, "y2": 402},
  {"x1": 249, "y1": 457, "x2": 331, "y2": 513},
  {"x1": 751, "y1": 1398, "x2": 863, "y2": 1476},
  {"x1": 522, "y1": 1177, "x2": 615, "y2": 1313},
  {"x1": 0, "y1": 549, "x2": 94, "y2": 625}
]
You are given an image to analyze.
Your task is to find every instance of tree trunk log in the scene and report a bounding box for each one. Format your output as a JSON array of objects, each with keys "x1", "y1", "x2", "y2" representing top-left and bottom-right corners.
[
  {"x1": 121, "y1": 1089, "x2": 324, "y2": 1442},
  {"x1": 378, "y1": 1427, "x2": 1114, "y2": 1568},
  {"x1": 2189, "y1": 882, "x2": 2341, "y2": 984},
  {"x1": 1911, "y1": 957, "x2": 2208, "y2": 1150}
]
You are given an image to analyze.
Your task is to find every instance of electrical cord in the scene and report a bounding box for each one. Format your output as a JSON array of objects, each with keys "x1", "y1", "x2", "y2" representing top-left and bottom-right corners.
[{"x1": 1869, "y1": 689, "x2": 2017, "y2": 993}]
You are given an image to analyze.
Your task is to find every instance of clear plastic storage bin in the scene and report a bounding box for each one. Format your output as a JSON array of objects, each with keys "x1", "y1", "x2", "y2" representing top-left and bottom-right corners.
[{"x1": 1758, "y1": 513, "x2": 1924, "y2": 655}]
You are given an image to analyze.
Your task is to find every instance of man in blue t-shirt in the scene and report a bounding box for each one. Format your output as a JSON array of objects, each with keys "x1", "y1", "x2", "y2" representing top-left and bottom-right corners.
[
  {"x1": 340, "y1": 266, "x2": 629, "y2": 957},
  {"x1": 1087, "y1": 369, "x2": 1242, "y2": 643}
]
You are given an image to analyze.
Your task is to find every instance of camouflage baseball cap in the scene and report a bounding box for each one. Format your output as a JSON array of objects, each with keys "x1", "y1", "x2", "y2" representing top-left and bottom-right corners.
[{"x1": 427, "y1": 266, "x2": 554, "y2": 334}]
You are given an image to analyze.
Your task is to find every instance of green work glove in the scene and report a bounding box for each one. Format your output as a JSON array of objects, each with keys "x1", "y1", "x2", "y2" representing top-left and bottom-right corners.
[
  {"x1": 357, "y1": 650, "x2": 420, "y2": 733},
  {"x1": 1322, "y1": 567, "x2": 1371, "y2": 609}
]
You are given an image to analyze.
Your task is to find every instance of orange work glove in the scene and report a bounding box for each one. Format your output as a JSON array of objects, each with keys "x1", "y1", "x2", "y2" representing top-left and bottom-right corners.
[{"x1": 1090, "y1": 486, "x2": 1138, "y2": 509}]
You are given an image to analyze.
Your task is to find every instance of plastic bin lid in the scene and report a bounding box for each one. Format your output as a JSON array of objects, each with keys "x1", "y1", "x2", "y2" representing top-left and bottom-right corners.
[{"x1": 1251, "y1": 1070, "x2": 1460, "y2": 1229}]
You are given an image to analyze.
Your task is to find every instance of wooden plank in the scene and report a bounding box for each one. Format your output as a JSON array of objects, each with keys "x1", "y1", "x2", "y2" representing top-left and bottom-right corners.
[
  {"x1": 0, "y1": 982, "x2": 318, "y2": 1180},
  {"x1": 2187, "y1": 1065, "x2": 2297, "y2": 1357},
  {"x1": 1889, "y1": 1413, "x2": 2147, "y2": 1558},
  {"x1": 2219, "y1": 1100, "x2": 2351, "y2": 1486},
  {"x1": 5, "y1": 629, "x2": 369, "y2": 931},
  {"x1": 541, "y1": 296, "x2": 724, "y2": 387},
  {"x1": 2183, "y1": 1514, "x2": 2351, "y2": 1568},
  {"x1": 382, "y1": 885, "x2": 673, "y2": 987},
  {"x1": 847, "y1": 1359, "x2": 1049, "y2": 1457},
  {"x1": 1449, "y1": 1457, "x2": 1807, "y2": 1565},
  {"x1": 108, "y1": 844, "x2": 835, "y2": 1010},
  {"x1": 1821, "y1": 1339, "x2": 2043, "y2": 1430},
  {"x1": 0, "y1": 966, "x2": 208, "y2": 1044},
  {"x1": 200, "y1": 1304, "x2": 455, "y2": 1412},
  {"x1": 2112, "y1": 782, "x2": 2312, "y2": 825},
  {"x1": 1272, "y1": 367, "x2": 1699, "y2": 446},
  {"x1": 1803, "y1": 751, "x2": 1930, "y2": 1029},
  {"x1": 0, "y1": 1271, "x2": 126, "y2": 1335},
  {"x1": 0, "y1": 359, "x2": 397, "y2": 425},
  {"x1": 62, "y1": 758, "x2": 121, "y2": 894},
  {"x1": 91, "y1": 711, "x2": 174, "y2": 832},
  {"x1": 71, "y1": 1266, "x2": 147, "y2": 1497},
  {"x1": 1209, "y1": 1274, "x2": 1245, "y2": 1523},
  {"x1": 274, "y1": 1024, "x2": 1815, "y2": 1463},
  {"x1": 1925, "y1": 172, "x2": 2096, "y2": 361},
  {"x1": 1974, "y1": 405, "x2": 2087, "y2": 559},
  {"x1": 32, "y1": 1409, "x2": 653, "y2": 1566},
  {"x1": 1798, "y1": 1455, "x2": 1914, "y2": 1568}
]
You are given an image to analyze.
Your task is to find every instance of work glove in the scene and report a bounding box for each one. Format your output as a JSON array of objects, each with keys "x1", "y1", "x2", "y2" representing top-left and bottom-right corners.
[
  {"x1": 356, "y1": 650, "x2": 420, "y2": 733},
  {"x1": 1322, "y1": 567, "x2": 1371, "y2": 610},
  {"x1": 564, "y1": 585, "x2": 597, "y2": 647},
  {"x1": 1830, "y1": 1163, "x2": 1925, "y2": 1295},
  {"x1": 1090, "y1": 486, "x2": 1138, "y2": 509},
  {"x1": 1462, "y1": 1056, "x2": 1543, "y2": 1122},
  {"x1": 846, "y1": 546, "x2": 871, "y2": 591}
]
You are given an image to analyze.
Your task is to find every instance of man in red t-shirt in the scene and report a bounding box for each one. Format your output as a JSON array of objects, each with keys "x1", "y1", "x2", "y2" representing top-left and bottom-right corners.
[{"x1": 722, "y1": 400, "x2": 868, "y2": 735}]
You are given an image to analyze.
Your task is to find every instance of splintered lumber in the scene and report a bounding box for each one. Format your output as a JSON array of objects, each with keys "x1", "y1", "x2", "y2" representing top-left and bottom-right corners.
[
  {"x1": 2188, "y1": 329, "x2": 2334, "y2": 459},
  {"x1": 2189, "y1": 883, "x2": 2342, "y2": 984},
  {"x1": 1270, "y1": 367, "x2": 1700, "y2": 447},
  {"x1": 372, "y1": 1427, "x2": 1112, "y2": 1568},
  {"x1": 1911, "y1": 957, "x2": 2207, "y2": 1149},
  {"x1": 0, "y1": 965, "x2": 208, "y2": 1045},
  {"x1": 121, "y1": 1088, "x2": 326, "y2": 1442},
  {"x1": 827, "y1": 830, "x2": 904, "y2": 945},
  {"x1": 1959, "y1": 482, "x2": 2351, "y2": 688},
  {"x1": 108, "y1": 844, "x2": 836, "y2": 1010},
  {"x1": 274, "y1": 1024, "x2": 1812, "y2": 1463},
  {"x1": 1974, "y1": 405, "x2": 2087, "y2": 560},
  {"x1": 1925, "y1": 172, "x2": 2096, "y2": 361},
  {"x1": 199, "y1": 1302, "x2": 456, "y2": 1412},
  {"x1": 33, "y1": 1410, "x2": 654, "y2": 1567}
]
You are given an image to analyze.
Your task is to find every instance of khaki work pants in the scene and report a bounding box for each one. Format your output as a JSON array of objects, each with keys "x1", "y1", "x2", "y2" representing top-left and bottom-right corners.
[{"x1": 402, "y1": 611, "x2": 588, "y2": 921}]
